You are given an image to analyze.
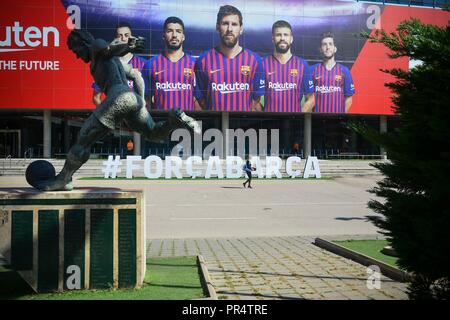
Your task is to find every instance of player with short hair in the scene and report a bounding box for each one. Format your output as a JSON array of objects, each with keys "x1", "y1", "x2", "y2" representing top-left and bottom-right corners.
[
  {"x1": 194, "y1": 5, "x2": 265, "y2": 112},
  {"x1": 92, "y1": 22, "x2": 147, "y2": 106},
  {"x1": 310, "y1": 32, "x2": 355, "y2": 113},
  {"x1": 263, "y1": 20, "x2": 315, "y2": 112},
  {"x1": 143, "y1": 17, "x2": 199, "y2": 111}
]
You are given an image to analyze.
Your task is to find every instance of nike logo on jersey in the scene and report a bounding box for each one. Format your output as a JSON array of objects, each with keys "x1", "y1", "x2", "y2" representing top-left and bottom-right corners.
[
  {"x1": 267, "y1": 71, "x2": 276, "y2": 75},
  {"x1": 155, "y1": 70, "x2": 165, "y2": 75},
  {"x1": 209, "y1": 68, "x2": 221, "y2": 74}
]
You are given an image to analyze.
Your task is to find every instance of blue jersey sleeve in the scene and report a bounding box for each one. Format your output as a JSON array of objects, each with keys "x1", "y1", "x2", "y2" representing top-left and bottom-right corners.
[
  {"x1": 343, "y1": 66, "x2": 355, "y2": 96},
  {"x1": 194, "y1": 56, "x2": 207, "y2": 101},
  {"x1": 193, "y1": 73, "x2": 202, "y2": 101},
  {"x1": 301, "y1": 61, "x2": 315, "y2": 95},
  {"x1": 142, "y1": 59, "x2": 152, "y2": 97},
  {"x1": 91, "y1": 82, "x2": 102, "y2": 93},
  {"x1": 252, "y1": 56, "x2": 265, "y2": 99}
]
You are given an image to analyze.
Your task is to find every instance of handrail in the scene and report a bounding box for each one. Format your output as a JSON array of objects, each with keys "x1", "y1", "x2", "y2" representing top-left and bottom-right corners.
[
  {"x1": 19, "y1": 148, "x2": 33, "y2": 166},
  {"x1": 24, "y1": 147, "x2": 32, "y2": 160},
  {"x1": 2, "y1": 155, "x2": 12, "y2": 175}
]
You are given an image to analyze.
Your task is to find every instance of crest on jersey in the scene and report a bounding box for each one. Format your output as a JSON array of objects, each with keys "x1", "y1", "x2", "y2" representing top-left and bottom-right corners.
[
  {"x1": 241, "y1": 65, "x2": 250, "y2": 76},
  {"x1": 335, "y1": 75, "x2": 342, "y2": 81},
  {"x1": 290, "y1": 69, "x2": 298, "y2": 76},
  {"x1": 184, "y1": 68, "x2": 193, "y2": 77}
]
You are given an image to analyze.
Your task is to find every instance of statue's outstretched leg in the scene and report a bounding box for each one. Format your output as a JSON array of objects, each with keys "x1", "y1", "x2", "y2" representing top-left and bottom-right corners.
[
  {"x1": 36, "y1": 115, "x2": 109, "y2": 191},
  {"x1": 127, "y1": 107, "x2": 200, "y2": 143}
]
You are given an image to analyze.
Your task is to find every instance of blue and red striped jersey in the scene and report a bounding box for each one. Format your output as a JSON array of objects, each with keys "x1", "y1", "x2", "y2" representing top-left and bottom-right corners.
[
  {"x1": 263, "y1": 55, "x2": 314, "y2": 112},
  {"x1": 92, "y1": 54, "x2": 147, "y2": 92},
  {"x1": 312, "y1": 62, "x2": 355, "y2": 113},
  {"x1": 194, "y1": 48, "x2": 265, "y2": 112},
  {"x1": 143, "y1": 53, "x2": 196, "y2": 111}
]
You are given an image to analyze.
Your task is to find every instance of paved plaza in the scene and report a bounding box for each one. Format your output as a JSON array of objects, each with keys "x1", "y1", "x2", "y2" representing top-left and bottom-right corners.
[
  {"x1": 147, "y1": 236, "x2": 407, "y2": 300},
  {"x1": 0, "y1": 174, "x2": 409, "y2": 299}
]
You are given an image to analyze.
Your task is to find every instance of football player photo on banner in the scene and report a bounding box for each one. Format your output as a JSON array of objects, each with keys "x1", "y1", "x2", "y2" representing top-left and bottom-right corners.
[{"x1": 1, "y1": 0, "x2": 449, "y2": 114}]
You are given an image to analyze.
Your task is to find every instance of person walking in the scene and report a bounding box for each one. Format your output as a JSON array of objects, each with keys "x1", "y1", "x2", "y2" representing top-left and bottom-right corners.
[{"x1": 243, "y1": 159, "x2": 255, "y2": 189}]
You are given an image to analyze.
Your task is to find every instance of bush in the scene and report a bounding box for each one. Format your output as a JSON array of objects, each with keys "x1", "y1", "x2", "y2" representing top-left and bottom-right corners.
[{"x1": 351, "y1": 18, "x2": 450, "y2": 299}]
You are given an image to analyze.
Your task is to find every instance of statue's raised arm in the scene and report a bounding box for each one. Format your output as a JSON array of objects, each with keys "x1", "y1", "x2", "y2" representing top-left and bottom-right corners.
[
  {"x1": 66, "y1": 29, "x2": 145, "y2": 62},
  {"x1": 93, "y1": 36, "x2": 145, "y2": 60}
]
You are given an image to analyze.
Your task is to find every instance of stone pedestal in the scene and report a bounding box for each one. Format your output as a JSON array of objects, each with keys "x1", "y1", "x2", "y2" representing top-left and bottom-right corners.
[{"x1": 0, "y1": 188, "x2": 145, "y2": 293}]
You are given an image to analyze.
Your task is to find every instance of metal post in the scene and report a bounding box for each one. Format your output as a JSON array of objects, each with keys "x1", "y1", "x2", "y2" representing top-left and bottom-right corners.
[
  {"x1": 303, "y1": 113, "x2": 312, "y2": 158},
  {"x1": 133, "y1": 132, "x2": 141, "y2": 156},
  {"x1": 222, "y1": 112, "x2": 229, "y2": 159},
  {"x1": 43, "y1": 110, "x2": 51, "y2": 158}
]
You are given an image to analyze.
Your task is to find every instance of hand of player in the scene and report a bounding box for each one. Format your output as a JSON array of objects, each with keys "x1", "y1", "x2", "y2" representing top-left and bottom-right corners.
[{"x1": 128, "y1": 36, "x2": 145, "y2": 53}]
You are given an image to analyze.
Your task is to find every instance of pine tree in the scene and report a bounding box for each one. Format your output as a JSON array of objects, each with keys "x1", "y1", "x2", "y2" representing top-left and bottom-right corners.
[{"x1": 351, "y1": 18, "x2": 450, "y2": 299}]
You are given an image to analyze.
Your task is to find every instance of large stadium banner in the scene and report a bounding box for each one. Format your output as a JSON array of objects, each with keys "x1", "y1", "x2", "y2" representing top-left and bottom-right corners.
[{"x1": 0, "y1": 0, "x2": 448, "y2": 114}]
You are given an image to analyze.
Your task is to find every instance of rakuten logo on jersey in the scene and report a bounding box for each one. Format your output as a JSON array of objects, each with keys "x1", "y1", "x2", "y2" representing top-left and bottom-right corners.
[
  {"x1": 0, "y1": 21, "x2": 59, "y2": 52},
  {"x1": 315, "y1": 85, "x2": 341, "y2": 93},
  {"x1": 156, "y1": 82, "x2": 192, "y2": 91},
  {"x1": 211, "y1": 82, "x2": 249, "y2": 94},
  {"x1": 268, "y1": 82, "x2": 297, "y2": 91}
]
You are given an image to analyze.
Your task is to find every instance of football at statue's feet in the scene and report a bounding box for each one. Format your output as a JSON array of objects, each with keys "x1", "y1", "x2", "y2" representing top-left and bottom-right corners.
[{"x1": 25, "y1": 160, "x2": 56, "y2": 189}]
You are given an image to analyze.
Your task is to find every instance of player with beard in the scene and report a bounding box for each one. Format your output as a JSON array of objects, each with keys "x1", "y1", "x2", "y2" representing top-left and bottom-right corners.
[
  {"x1": 263, "y1": 20, "x2": 314, "y2": 113},
  {"x1": 311, "y1": 32, "x2": 355, "y2": 113},
  {"x1": 143, "y1": 17, "x2": 200, "y2": 111},
  {"x1": 194, "y1": 5, "x2": 265, "y2": 112}
]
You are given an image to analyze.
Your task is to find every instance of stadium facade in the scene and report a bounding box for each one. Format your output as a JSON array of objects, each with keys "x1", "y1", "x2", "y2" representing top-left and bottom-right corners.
[{"x1": 0, "y1": 0, "x2": 448, "y2": 160}]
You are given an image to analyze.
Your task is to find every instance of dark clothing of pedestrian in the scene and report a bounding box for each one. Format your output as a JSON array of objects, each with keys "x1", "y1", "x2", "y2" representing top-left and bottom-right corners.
[{"x1": 243, "y1": 160, "x2": 255, "y2": 188}]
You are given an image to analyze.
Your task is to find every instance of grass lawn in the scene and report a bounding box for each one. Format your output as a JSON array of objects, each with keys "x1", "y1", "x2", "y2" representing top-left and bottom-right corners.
[
  {"x1": 332, "y1": 240, "x2": 400, "y2": 268},
  {"x1": 0, "y1": 256, "x2": 206, "y2": 300}
]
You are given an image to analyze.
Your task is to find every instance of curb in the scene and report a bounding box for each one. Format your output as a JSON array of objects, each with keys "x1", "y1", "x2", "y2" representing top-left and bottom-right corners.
[
  {"x1": 314, "y1": 237, "x2": 412, "y2": 283},
  {"x1": 197, "y1": 255, "x2": 218, "y2": 300}
]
